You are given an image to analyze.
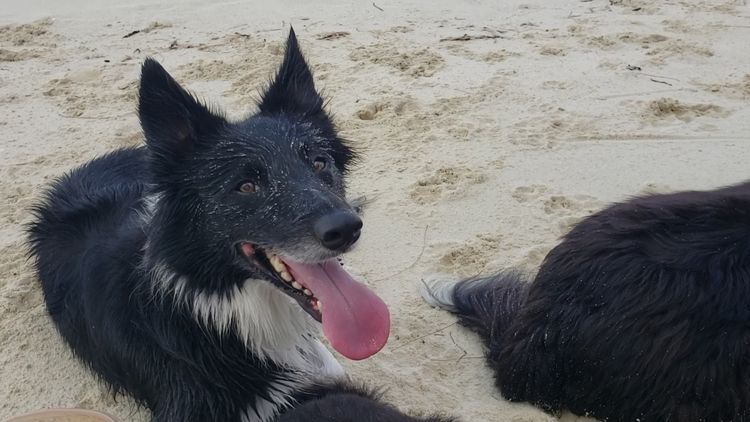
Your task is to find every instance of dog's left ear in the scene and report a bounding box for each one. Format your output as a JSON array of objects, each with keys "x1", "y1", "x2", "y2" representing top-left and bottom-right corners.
[{"x1": 258, "y1": 28, "x2": 325, "y2": 117}]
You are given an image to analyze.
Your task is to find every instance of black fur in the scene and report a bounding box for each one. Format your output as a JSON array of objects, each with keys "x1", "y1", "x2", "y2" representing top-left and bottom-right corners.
[
  {"x1": 442, "y1": 181, "x2": 750, "y2": 421},
  {"x1": 447, "y1": 272, "x2": 529, "y2": 362},
  {"x1": 27, "y1": 29, "x2": 440, "y2": 422},
  {"x1": 278, "y1": 383, "x2": 455, "y2": 422}
]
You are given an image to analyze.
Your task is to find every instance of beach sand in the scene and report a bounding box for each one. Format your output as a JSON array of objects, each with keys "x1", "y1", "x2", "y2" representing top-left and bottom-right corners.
[{"x1": 1, "y1": 0, "x2": 749, "y2": 420}]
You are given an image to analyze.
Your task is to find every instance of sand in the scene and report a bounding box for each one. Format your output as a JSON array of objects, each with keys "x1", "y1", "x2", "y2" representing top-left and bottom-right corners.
[{"x1": 1, "y1": 0, "x2": 749, "y2": 420}]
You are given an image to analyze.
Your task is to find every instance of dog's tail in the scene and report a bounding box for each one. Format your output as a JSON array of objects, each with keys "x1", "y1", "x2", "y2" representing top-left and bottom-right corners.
[{"x1": 419, "y1": 271, "x2": 529, "y2": 352}]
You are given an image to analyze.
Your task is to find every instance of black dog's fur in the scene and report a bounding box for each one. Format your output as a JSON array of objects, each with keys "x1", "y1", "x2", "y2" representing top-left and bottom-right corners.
[
  {"x1": 28, "y1": 29, "x2": 451, "y2": 422},
  {"x1": 277, "y1": 383, "x2": 452, "y2": 422},
  {"x1": 425, "y1": 181, "x2": 750, "y2": 421}
]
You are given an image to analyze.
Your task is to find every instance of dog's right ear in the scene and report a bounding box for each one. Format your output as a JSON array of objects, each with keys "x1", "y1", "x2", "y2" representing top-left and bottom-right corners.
[{"x1": 138, "y1": 58, "x2": 225, "y2": 159}]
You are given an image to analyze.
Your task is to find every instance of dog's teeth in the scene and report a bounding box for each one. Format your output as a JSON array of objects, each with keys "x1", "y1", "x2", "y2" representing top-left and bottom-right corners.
[
  {"x1": 292, "y1": 281, "x2": 303, "y2": 290},
  {"x1": 280, "y1": 271, "x2": 293, "y2": 282},
  {"x1": 317, "y1": 301, "x2": 323, "y2": 312},
  {"x1": 270, "y1": 256, "x2": 287, "y2": 273},
  {"x1": 304, "y1": 289, "x2": 312, "y2": 296}
]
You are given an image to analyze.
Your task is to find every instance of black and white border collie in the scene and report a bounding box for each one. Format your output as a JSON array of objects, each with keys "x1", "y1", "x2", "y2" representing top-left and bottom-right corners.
[
  {"x1": 28, "y1": 28, "x2": 451, "y2": 422},
  {"x1": 423, "y1": 181, "x2": 750, "y2": 421}
]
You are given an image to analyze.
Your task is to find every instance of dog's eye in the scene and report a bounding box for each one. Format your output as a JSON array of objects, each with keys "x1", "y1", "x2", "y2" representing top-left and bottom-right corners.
[
  {"x1": 237, "y1": 182, "x2": 258, "y2": 194},
  {"x1": 312, "y1": 157, "x2": 327, "y2": 172}
]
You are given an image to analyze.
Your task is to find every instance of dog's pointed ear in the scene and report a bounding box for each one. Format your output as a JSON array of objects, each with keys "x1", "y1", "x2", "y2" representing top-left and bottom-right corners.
[
  {"x1": 258, "y1": 28, "x2": 324, "y2": 116},
  {"x1": 138, "y1": 58, "x2": 225, "y2": 157}
]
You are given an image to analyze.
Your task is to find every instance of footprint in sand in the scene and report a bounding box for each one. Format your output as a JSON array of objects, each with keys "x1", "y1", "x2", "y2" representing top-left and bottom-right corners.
[
  {"x1": 643, "y1": 98, "x2": 729, "y2": 123},
  {"x1": 512, "y1": 184, "x2": 549, "y2": 203},
  {"x1": 410, "y1": 166, "x2": 487, "y2": 204},
  {"x1": 0, "y1": 18, "x2": 56, "y2": 62},
  {"x1": 539, "y1": 45, "x2": 566, "y2": 56},
  {"x1": 540, "y1": 80, "x2": 572, "y2": 90},
  {"x1": 356, "y1": 101, "x2": 387, "y2": 120},
  {"x1": 696, "y1": 74, "x2": 750, "y2": 101},
  {"x1": 608, "y1": 0, "x2": 661, "y2": 14},
  {"x1": 441, "y1": 43, "x2": 520, "y2": 63},
  {"x1": 0, "y1": 17, "x2": 55, "y2": 46},
  {"x1": 431, "y1": 235, "x2": 502, "y2": 277},
  {"x1": 356, "y1": 96, "x2": 419, "y2": 121},
  {"x1": 349, "y1": 43, "x2": 444, "y2": 77},
  {"x1": 316, "y1": 31, "x2": 350, "y2": 41},
  {"x1": 176, "y1": 36, "x2": 288, "y2": 102},
  {"x1": 0, "y1": 48, "x2": 37, "y2": 62},
  {"x1": 43, "y1": 69, "x2": 137, "y2": 117},
  {"x1": 514, "y1": 187, "x2": 601, "y2": 235},
  {"x1": 576, "y1": 30, "x2": 713, "y2": 65},
  {"x1": 638, "y1": 182, "x2": 673, "y2": 196},
  {"x1": 543, "y1": 194, "x2": 600, "y2": 216},
  {"x1": 543, "y1": 194, "x2": 601, "y2": 235}
]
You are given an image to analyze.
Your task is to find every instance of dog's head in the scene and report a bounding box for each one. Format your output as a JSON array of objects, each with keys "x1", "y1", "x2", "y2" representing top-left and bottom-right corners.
[{"x1": 139, "y1": 29, "x2": 388, "y2": 360}]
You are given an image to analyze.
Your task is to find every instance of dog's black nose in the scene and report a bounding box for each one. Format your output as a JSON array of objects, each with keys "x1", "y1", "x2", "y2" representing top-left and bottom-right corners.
[{"x1": 314, "y1": 211, "x2": 363, "y2": 250}]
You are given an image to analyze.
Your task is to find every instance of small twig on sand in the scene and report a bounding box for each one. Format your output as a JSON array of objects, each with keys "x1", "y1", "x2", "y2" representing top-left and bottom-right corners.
[
  {"x1": 595, "y1": 88, "x2": 694, "y2": 100},
  {"x1": 440, "y1": 34, "x2": 505, "y2": 42},
  {"x1": 371, "y1": 225, "x2": 429, "y2": 283},
  {"x1": 711, "y1": 24, "x2": 750, "y2": 29},
  {"x1": 372, "y1": 2, "x2": 384, "y2": 11},
  {"x1": 58, "y1": 113, "x2": 112, "y2": 120},
  {"x1": 123, "y1": 22, "x2": 170, "y2": 38},
  {"x1": 650, "y1": 78, "x2": 673, "y2": 86},
  {"x1": 449, "y1": 331, "x2": 468, "y2": 363},
  {"x1": 391, "y1": 321, "x2": 457, "y2": 351},
  {"x1": 57, "y1": 111, "x2": 133, "y2": 120},
  {"x1": 317, "y1": 31, "x2": 350, "y2": 40},
  {"x1": 432, "y1": 356, "x2": 484, "y2": 361},
  {"x1": 638, "y1": 72, "x2": 680, "y2": 81}
]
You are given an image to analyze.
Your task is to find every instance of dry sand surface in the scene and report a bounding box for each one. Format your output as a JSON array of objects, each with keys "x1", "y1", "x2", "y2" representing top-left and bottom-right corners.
[{"x1": 1, "y1": 0, "x2": 749, "y2": 420}]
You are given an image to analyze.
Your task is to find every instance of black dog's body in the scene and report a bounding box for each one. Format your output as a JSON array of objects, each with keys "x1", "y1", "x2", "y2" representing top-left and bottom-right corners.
[
  {"x1": 424, "y1": 182, "x2": 750, "y2": 421},
  {"x1": 29, "y1": 30, "x2": 448, "y2": 422},
  {"x1": 31, "y1": 148, "x2": 290, "y2": 420}
]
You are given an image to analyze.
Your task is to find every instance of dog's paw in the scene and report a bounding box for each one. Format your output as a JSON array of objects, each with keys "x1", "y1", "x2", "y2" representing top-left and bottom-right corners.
[{"x1": 418, "y1": 273, "x2": 459, "y2": 312}]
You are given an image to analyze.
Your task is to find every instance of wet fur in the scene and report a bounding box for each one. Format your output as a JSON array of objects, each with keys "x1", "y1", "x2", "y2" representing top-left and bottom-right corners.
[
  {"x1": 278, "y1": 382, "x2": 455, "y2": 422},
  {"x1": 426, "y1": 181, "x2": 750, "y2": 421},
  {"x1": 28, "y1": 29, "x2": 448, "y2": 422}
]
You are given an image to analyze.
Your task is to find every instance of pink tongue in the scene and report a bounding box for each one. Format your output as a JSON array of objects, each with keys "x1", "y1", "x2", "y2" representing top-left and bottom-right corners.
[{"x1": 283, "y1": 259, "x2": 390, "y2": 360}]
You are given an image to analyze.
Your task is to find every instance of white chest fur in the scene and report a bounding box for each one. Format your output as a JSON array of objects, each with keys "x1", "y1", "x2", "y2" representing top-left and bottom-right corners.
[{"x1": 150, "y1": 263, "x2": 345, "y2": 421}]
